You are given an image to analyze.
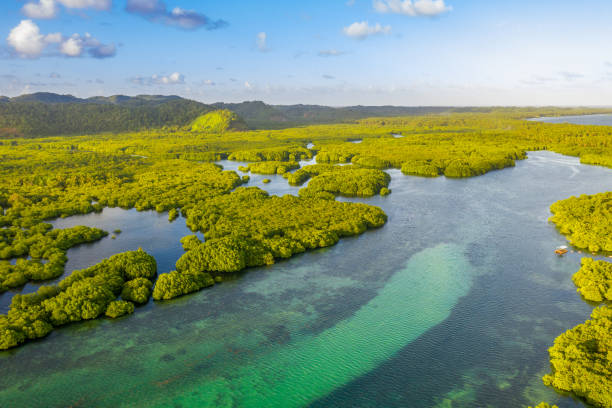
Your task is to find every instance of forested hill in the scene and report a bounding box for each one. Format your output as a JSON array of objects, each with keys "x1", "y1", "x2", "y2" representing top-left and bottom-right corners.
[
  {"x1": 1, "y1": 93, "x2": 462, "y2": 137},
  {"x1": 3, "y1": 92, "x2": 612, "y2": 137},
  {"x1": 0, "y1": 93, "x2": 213, "y2": 137},
  {"x1": 212, "y1": 101, "x2": 459, "y2": 129},
  {"x1": 211, "y1": 102, "x2": 612, "y2": 129}
]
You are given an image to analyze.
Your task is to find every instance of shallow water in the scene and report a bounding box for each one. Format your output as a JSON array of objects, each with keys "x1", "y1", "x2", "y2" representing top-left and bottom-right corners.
[
  {"x1": 0, "y1": 149, "x2": 611, "y2": 408},
  {"x1": 531, "y1": 113, "x2": 612, "y2": 126},
  {"x1": 0, "y1": 208, "x2": 203, "y2": 314}
]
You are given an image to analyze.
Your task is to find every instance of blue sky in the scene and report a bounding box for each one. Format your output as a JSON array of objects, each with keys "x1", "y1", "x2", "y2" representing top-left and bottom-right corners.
[{"x1": 2, "y1": 0, "x2": 612, "y2": 105}]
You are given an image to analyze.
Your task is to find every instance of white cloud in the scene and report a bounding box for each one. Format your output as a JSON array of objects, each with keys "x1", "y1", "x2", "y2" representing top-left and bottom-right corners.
[
  {"x1": 6, "y1": 20, "x2": 115, "y2": 59},
  {"x1": 132, "y1": 72, "x2": 185, "y2": 85},
  {"x1": 256, "y1": 32, "x2": 267, "y2": 51},
  {"x1": 244, "y1": 81, "x2": 253, "y2": 90},
  {"x1": 204, "y1": 79, "x2": 215, "y2": 86},
  {"x1": 57, "y1": 33, "x2": 116, "y2": 58},
  {"x1": 22, "y1": 0, "x2": 58, "y2": 19},
  {"x1": 22, "y1": 0, "x2": 111, "y2": 19},
  {"x1": 153, "y1": 72, "x2": 184, "y2": 84},
  {"x1": 343, "y1": 21, "x2": 391, "y2": 40},
  {"x1": 6, "y1": 20, "x2": 60, "y2": 58},
  {"x1": 373, "y1": 0, "x2": 452, "y2": 17},
  {"x1": 60, "y1": 35, "x2": 83, "y2": 56},
  {"x1": 57, "y1": 0, "x2": 112, "y2": 9}
]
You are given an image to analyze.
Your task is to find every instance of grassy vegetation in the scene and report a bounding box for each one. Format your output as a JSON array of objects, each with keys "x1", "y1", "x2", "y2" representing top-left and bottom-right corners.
[{"x1": 190, "y1": 109, "x2": 248, "y2": 133}]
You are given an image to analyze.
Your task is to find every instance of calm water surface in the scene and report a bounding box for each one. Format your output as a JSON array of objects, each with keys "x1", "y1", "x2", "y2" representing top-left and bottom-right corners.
[
  {"x1": 0, "y1": 135, "x2": 611, "y2": 407},
  {"x1": 531, "y1": 113, "x2": 612, "y2": 126}
]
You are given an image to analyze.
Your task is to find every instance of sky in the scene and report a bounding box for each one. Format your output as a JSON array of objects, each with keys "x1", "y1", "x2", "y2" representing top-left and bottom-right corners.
[{"x1": 2, "y1": 0, "x2": 612, "y2": 106}]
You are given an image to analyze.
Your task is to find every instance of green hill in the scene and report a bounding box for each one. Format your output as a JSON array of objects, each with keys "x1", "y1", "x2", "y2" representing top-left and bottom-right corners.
[
  {"x1": 212, "y1": 101, "x2": 463, "y2": 129},
  {"x1": 190, "y1": 109, "x2": 248, "y2": 133},
  {"x1": 10, "y1": 92, "x2": 83, "y2": 104},
  {"x1": 0, "y1": 94, "x2": 213, "y2": 137}
]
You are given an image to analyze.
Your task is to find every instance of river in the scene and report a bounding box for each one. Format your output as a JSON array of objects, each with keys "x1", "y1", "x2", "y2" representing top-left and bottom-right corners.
[{"x1": 0, "y1": 117, "x2": 611, "y2": 407}]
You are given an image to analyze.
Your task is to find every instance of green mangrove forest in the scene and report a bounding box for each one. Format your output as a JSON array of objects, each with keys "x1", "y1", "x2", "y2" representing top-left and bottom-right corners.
[
  {"x1": 541, "y1": 192, "x2": 612, "y2": 408},
  {"x1": 572, "y1": 258, "x2": 612, "y2": 303},
  {"x1": 0, "y1": 107, "x2": 611, "y2": 408},
  {"x1": 549, "y1": 192, "x2": 612, "y2": 253},
  {"x1": 1, "y1": 225, "x2": 108, "y2": 291},
  {"x1": 1, "y1": 249, "x2": 156, "y2": 349}
]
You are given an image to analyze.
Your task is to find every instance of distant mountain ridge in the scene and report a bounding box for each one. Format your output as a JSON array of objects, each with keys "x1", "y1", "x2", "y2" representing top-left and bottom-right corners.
[
  {"x1": 3, "y1": 92, "x2": 186, "y2": 106},
  {"x1": 1, "y1": 92, "x2": 465, "y2": 137},
  {"x1": 212, "y1": 101, "x2": 457, "y2": 129},
  {"x1": 0, "y1": 93, "x2": 213, "y2": 137}
]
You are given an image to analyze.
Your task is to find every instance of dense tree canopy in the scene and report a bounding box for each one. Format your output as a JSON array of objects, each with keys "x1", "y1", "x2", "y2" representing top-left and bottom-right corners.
[
  {"x1": 150, "y1": 187, "x2": 387, "y2": 300},
  {"x1": 152, "y1": 270, "x2": 214, "y2": 301},
  {"x1": 543, "y1": 306, "x2": 611, "y2": 408},
  {"x1": 105, "y1": 300, "x2": 135, "y2": 319},
  {"x1": 549, "y1": 193, "x2": 612, "y2": 253},
  {"x1": 298, "y1": 167, "x2": 391, "y2": 198},
  {"x1": 2, "y1": 108, "x2": 612, "y2": 354},
  {"x1": 315, "y1": 134, "x2": 523, "y2": 178},
  {"x1": 0, "y1": 225, "x2": 107, "y2": 292},
  {"x1": 0, "y1": 249, "x2": 156, "y2": 350},
  {"x1": 0, "y1": 97, "x2": 211, "y2": 137},
  {"x1": 572, "y1": 258, "x2": 612, "y2": 303},
  {"x1": 121, "y1": 277, "x2": 153, "y2": 304},
  {"x1": 544, "y1": 193, "x2": 612, "y2": 408},
  {"x1": 239, "y1": 161, "x2": 300, "y2": 175}
]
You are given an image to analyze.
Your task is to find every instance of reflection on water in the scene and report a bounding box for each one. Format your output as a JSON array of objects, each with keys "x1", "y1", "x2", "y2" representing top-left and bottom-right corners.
[{"x1": 0, "y1": 150, "x2": 611, "y2": 408}]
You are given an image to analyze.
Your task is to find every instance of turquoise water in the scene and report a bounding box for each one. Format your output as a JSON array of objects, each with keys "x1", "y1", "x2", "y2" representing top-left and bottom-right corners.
[{"x1": 0, "y1": 147, "x2": 611, "y2": 407}]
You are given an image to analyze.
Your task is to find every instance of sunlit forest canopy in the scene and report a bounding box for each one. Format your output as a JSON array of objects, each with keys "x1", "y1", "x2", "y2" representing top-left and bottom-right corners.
[
  {"x1": 1, "y1": 109, "x2": 612, "y2": 354},
  {"x1": 544, "y1": 194, "x2": 612, "y2": 408},
  {"x1": 549, "y1": 192, "x2": 612, "y2": 253}
]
